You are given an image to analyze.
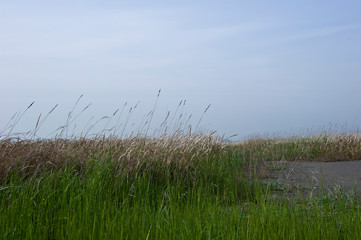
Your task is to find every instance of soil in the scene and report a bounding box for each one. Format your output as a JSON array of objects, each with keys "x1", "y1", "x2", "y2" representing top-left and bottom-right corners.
[{"x1": 264, "y1": 160, "x2": 361, "y2": 196}]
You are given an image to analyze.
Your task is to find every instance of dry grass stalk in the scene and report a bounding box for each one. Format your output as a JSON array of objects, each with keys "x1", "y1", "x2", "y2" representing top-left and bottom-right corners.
[{"x1": 0, "y1": 133, "x2": 225, "y2": 180}]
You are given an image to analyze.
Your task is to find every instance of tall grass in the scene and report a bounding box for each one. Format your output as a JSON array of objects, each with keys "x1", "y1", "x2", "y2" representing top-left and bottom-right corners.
[
  {"x1": 1, "y1": 95, "x2": 361, "y2": 239},
  {"x1": 1, "y1": 153, "x2": 361, "y2": 239},
  {"x1": 232, "y1": 134, "x2": 361, "y2": 162}
]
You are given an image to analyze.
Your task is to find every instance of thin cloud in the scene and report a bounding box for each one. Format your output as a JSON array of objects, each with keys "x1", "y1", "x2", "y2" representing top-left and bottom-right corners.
[
  {"x1": 253, "y1": 23, "x2": 361, "y2": 48},
  {"x1": 283, "y1": 24, "x2": 361, "y2": 42}
]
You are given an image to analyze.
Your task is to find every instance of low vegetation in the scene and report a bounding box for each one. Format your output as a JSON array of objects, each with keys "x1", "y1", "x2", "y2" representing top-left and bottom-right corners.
[{"x1": 1, "y1": 97, "x2": 361, "y2": 239}]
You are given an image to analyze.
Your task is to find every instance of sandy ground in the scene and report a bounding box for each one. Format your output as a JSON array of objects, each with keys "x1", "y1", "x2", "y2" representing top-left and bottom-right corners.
[{"x1": 265, "y1": 160, "x2": 361, "y2": 196}]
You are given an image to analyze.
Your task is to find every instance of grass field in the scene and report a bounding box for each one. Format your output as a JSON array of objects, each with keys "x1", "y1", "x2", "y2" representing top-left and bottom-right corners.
[
  {"x1": 1, "y1": 133, "x2": 361, "y2": 239},
  {"x1": 1, "y1": 99, "x2": 361, "y2": 239}
]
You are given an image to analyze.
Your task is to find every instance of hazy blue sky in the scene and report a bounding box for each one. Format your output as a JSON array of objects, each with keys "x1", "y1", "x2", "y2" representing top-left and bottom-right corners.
[{"x1": 1, "y1": 1, "x2": 360, "y2": 139}]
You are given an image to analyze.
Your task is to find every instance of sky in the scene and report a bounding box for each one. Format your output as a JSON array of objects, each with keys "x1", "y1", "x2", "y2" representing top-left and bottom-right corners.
[{"x1": 1, "y1": 0, "x2": 360, "y2": 139}]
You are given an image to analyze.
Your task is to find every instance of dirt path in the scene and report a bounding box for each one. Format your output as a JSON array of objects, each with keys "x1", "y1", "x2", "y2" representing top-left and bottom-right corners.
[{"x1": 265, "y1": 160, "x2": 361, "y2": 196}]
